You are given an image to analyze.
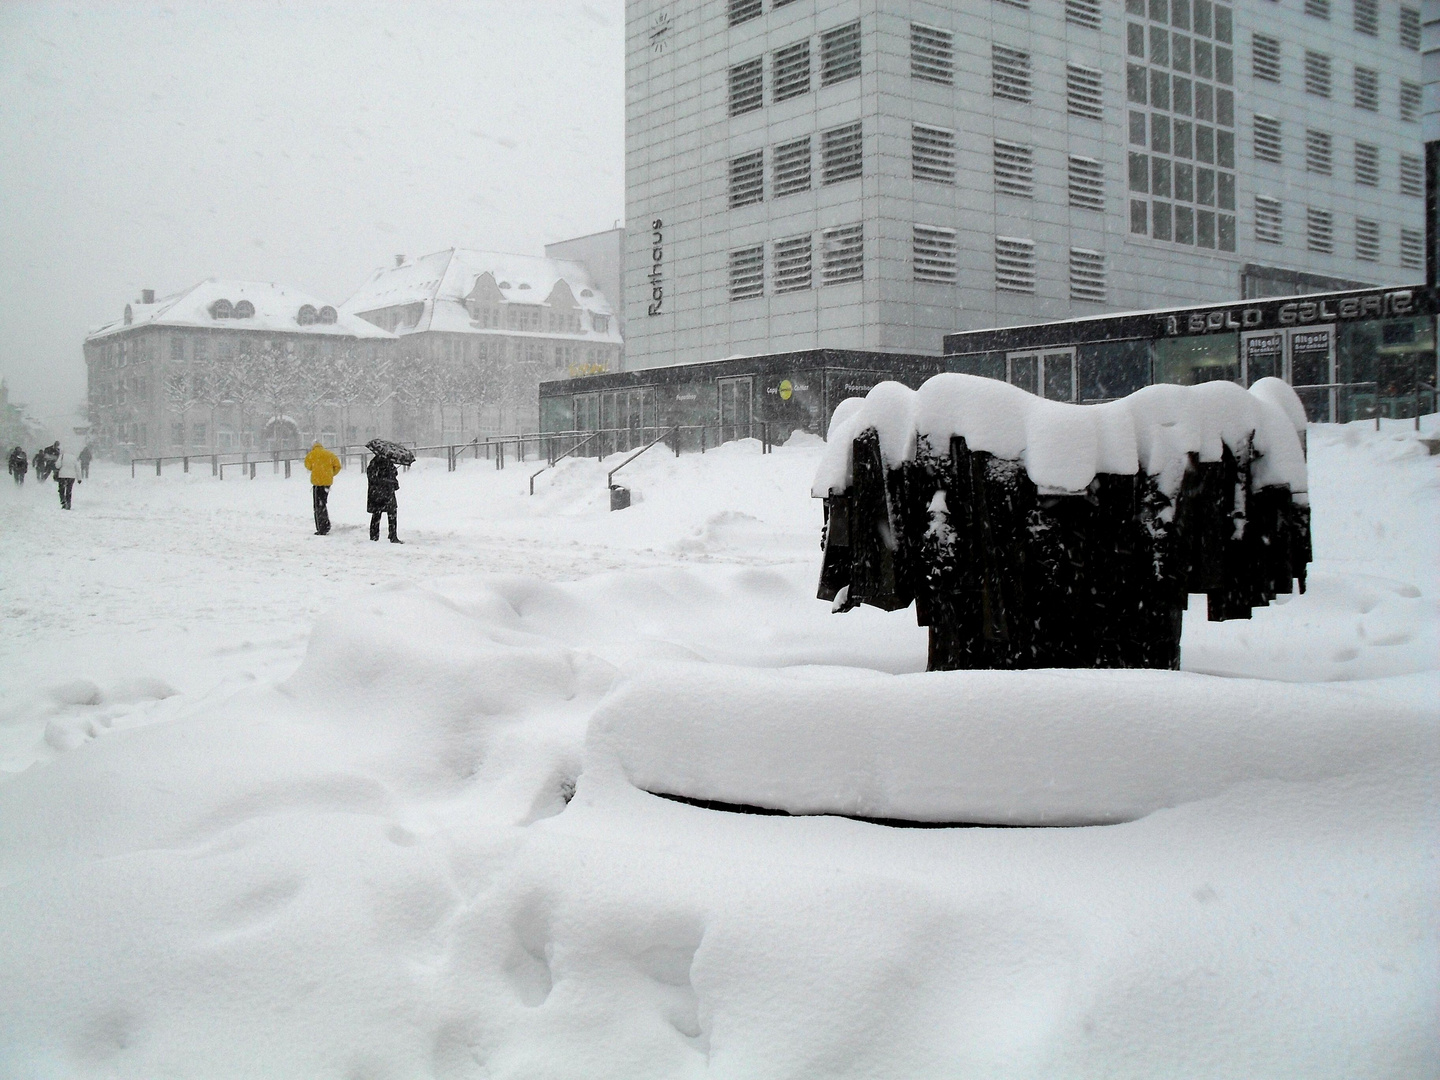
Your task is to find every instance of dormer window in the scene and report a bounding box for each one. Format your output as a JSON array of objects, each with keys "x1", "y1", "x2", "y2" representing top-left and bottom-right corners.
[
  {"x1": 297, "y1": 304, "x2": 318, "y2": 325},
  {"x1": 318, "y1": 305, "x2": 337, "y2": 324},
  {"x1": 210, "y1": 298, "x2": 233, "y2": 319},
  {"x1": 518, "y1": 283, "x2": 532, "y2": 290},
  {"x1": 232, "y1": 300, "x2": 255, "y2": 319},
  {"x1": 580, "y1": 288, "x2": 594, "y2": 298},
  {"x1": 498, "y1": 281, "x2": 512, "y2": 289},
  {"x1": 592, "y1": 313, "x2": 610, "y2": 334}
]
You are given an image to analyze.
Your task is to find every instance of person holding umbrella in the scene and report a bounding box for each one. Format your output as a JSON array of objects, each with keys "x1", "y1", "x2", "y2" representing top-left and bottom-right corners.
[{"x1": 365, "y1": 439, "x2": 413, "y2": 543}]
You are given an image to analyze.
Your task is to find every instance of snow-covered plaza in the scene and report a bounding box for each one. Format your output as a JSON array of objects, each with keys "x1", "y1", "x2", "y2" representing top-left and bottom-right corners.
[{"x1": 0, "y1": 421, "x2": 1436, "y2": 1077}]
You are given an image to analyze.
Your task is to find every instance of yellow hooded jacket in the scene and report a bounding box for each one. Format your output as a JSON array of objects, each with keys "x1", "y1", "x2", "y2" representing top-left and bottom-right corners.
[{"x1": 304, "y1": 443, "x2": 342, "y2": 486}]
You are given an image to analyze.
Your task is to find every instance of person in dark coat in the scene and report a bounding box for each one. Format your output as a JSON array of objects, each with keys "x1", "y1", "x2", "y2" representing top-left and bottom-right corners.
[
  {"x1": 366, "y1": 454, "x2": 402, "y2": 543},
  {"x1": 32, "y1": 448, "x2": 46, "y2": 481},
  {"x1": 78, "y1": 444, "x2": 92, "y2": 479},
  {"x1": 8, "y1": 446, "x2": 26, "y2": 485}
]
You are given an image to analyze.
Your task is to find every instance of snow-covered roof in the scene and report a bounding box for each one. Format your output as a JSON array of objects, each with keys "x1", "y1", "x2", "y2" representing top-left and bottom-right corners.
[
  {"x1": 340, "y1": 249, "x2": 623, "y2": 342},
  {"x1": 87, "y1": 280, "x2": 394, "y2": 341}
]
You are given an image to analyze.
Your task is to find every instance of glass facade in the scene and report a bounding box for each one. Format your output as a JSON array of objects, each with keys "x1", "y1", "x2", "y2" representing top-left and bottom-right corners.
[{"x1": 1126, "y1": 0, "x2": 1237, "y2": 252}]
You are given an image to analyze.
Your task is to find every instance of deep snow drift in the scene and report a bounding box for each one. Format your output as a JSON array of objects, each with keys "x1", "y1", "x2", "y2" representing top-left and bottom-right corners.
[{"x1": 0, "y1": 422, "x2": 1437, "y2": 1078}]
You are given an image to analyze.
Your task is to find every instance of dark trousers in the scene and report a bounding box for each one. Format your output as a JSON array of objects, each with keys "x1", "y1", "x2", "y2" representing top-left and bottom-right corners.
[
  {"x1": 57, "y1": 478, "x2": 74, "y2": 509},
  {"x1": 312, "y1": 485, "x2": 331, "y2": 534},
  {"x1": 370, "y1": 510, "x2": 397, "y2": 541},
  {"x1": 10, "y1": 470, "x2": 22, "y2": 486},
  {"x1": 80, "y1": 462, "x2": 89, "y2": 479}
]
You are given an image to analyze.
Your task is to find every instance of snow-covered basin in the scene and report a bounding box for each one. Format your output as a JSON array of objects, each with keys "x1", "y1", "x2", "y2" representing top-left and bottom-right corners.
[
  {"x1": 588, "y1": 663, "x2": 1435, "y2": 825},
  {"x1": 0, "y1": 422, "x2": 1437, "y2": 1077}
]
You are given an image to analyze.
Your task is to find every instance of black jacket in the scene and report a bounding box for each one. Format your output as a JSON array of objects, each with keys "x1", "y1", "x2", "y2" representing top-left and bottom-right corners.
[{"x1": 366, "y1": 456, "x2": 399, "y2": 513}]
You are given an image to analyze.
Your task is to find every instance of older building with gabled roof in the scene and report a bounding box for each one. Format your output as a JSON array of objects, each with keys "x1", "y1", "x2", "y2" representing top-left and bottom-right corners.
[
  {"x1": 84, "y1": 280, "x2": 393, "y2": 458},
  {"x1": 341, "y1": 247, "x2": 624, "y2": 435}
]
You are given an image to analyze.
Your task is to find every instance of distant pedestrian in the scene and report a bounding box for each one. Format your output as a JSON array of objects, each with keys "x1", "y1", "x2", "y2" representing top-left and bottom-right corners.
[
  {"x1": 52, "y1": 444, "x2": 81, "y2": 509},
  {"x1": 78, "y1": 444, "x2": 92, "y2": 479},
  {"x1": 366, "y1": 453, "x2": 402, "y2": 543},
  {"x1": 32, "y1": 448, "x2": 46, "y2": 481},
  {"x1": 7, "y1": 445, "x2": 26, "y2": 485},
  {"x1": 303, "y1": 441, "x2": 342, "y2": 535}
]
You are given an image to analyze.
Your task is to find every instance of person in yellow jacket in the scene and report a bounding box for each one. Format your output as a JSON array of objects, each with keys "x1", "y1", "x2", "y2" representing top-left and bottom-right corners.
[{"x1": 303, "y1": 442, "x2": 342, "y2": 535}]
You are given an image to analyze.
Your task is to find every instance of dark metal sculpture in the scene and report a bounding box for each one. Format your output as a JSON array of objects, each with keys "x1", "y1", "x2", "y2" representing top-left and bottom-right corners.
[{"x1": 815, "y1": 377, "x2": 1312, "y2": 671}]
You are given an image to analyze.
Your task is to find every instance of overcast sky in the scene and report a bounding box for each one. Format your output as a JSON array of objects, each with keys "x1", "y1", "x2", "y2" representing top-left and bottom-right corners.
[{"x1": 0, "y1": 0, "x2": 625, "y2": 425}]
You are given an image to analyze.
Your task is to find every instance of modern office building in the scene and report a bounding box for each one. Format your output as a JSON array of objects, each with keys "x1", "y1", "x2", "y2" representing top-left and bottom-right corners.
[{"x1": 624, "y1": 0, "x2": 1426, "y2": 368}]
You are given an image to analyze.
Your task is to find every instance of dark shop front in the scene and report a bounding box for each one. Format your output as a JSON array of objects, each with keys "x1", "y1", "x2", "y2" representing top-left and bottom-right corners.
[
  {"x1": 538, "y1": 350, "x2": 942, "y2": 455},
  {"x1": 943, "y1": 283, "x2": 1438, "y2": 423}
]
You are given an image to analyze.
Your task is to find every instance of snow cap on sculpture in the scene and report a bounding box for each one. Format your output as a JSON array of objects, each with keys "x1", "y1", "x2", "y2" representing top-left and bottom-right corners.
[{"x1": 815, "y1": 373, "x2": 1307, "y2": 498}]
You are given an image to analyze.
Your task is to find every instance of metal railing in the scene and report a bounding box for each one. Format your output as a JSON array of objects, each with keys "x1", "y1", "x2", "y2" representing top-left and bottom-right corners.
[{"x1": 127, "y1": 423, "x2": 785, "y2": 479}]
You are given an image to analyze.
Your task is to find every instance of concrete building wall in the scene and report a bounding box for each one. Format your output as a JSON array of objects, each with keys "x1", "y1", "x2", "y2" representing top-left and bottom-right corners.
[{"x1": 624, "y1": 0, "x2": 1425, "y2": 370}]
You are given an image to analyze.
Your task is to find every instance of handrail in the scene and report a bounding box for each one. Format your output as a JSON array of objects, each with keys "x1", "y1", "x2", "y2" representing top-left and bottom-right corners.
[
  {"x1": 529, "y1": 431, "x2": 600, "y2": 494},
  {"x1": 607, "y1": 427, "x2": 678, "y2": 488}
]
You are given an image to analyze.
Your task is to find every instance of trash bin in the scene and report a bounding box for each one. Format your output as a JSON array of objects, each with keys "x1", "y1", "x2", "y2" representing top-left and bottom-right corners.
[{"x1": 609, "y1": 484, "x2": 631, "y2": 511}]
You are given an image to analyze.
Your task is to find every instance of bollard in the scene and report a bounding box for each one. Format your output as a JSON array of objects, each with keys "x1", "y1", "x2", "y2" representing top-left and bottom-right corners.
[
  {"x1": 249, "y1": 461, "x2": 257, "y2": 480},
  {"x1": 156, "y1": 459, "x2": 162, "y2": 476},
  {"x1": 284, "y1": 459, "x2": 291, "y2": 479},
  {"x1": 273, "y1": 451, "x2": 280, "y2": 474},
  {"x1": 131, "y1": 459, "x2": 136, "y2": 478},
  {"x1": 183, "y1": 456, "x2": 190, "y2": 473},
  {"x1": 212, "y1": 454, "x2": 218, "y2": 477}
]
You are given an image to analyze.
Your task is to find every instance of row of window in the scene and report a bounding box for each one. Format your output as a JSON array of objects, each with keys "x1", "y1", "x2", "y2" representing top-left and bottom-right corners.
[
  {"x1": 730, "y1": 0, "x2": 1105, "y2": 29},
  {"x1": 726, "y1": 228, "x2": 1110, "y2": 304},
  {"x1": 728, "y1": 21, "x2": 860, "y2": 116},
  {"x1": 1252, "y1": 119, "x2": 1423, "y2": 193},
  {"x1": 727, "y1": 126, "x2": 1109, "y2": 210},
  {"x1": 1260, "y1": 0, "x2": 1420, "y2": 48},
  {"x1": 1254, "y1": 201, "x2": 1423, "y2": 266},
  {"x1": 1249, "y1": 36, "x2": 1422, "y2": 118},
  {"x1": 727, "y1": 224, "x2": 864, "y2": 300}
]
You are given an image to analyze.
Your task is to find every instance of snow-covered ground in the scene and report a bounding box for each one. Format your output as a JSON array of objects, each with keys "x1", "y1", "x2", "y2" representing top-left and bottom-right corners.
[{"x1": 0, "y1": 422, "x2": 1436, "y2": 1078}]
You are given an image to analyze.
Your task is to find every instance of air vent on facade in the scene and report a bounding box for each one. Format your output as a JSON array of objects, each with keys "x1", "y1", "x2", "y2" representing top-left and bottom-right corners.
[
  {"x1": 996, "y1": 0, "x2": 1027, "y2": 8},
  {"x1": 1255, "y1": 197, "x2": 1283, "y2": 244},
  {"x1": 1069, "y1": 248, "x2": 1106, "y2": 304},
  {"x1": 910, "y1": 24, "x2": 954, "y2": 84},
  {"x1": 1254, "y1": 114, "x2": 1282, "y2": 164},
  {"x1": 1354, "y1": 67, "x2": 1379, "y2": 111},
  {"x1": 1253, "y1": 35, "x2": 1281, "y2": 82},
  {"x1": 728, "y1": 58, "x2": 764, "y2": 117},
  {"x1": 1304, "y1": 51, "x2": 1331, "y2": 97},
  {"x1": 995, "y1": 237, "x2": 1036, "y2": 294},
  {"x1": 728, "y1": 0, "x2": 761, "y2": 27},
  {"x1": 821, "y1": 122, "x2": 863, "y2": 184},
  {"x1": 1355, "y1": 142, "x2": 1380, "y2": 186},
  {"x1": 772, "y1": 41, "x2": 811, "y2": 103},
  {"x1": 1066, "y1": 63, "x2": 1103, "y2": 120},
  {"x1": 1067, "y1": 155, "x2": 1104, "y2": 211},
  {"x1": 1400, "y1": 228, "x2": 1423, "y2": 270},
  {"x1": 1400, "y1": 81, "x2": 1421, "y2": 122},
  {"x1": 1354, "y1": 0, "x2": 1378, "y2": 35},
  {"x1": 1305, "y1": 130, "x2": 1332, "y2": 175},
  {"x1": 1306, "y1": 208, "x2": 1334, "y2": 254},
  {"x1": 992, "y1": 45, "x2": 1032, "y2": 103},
  {"x1": 1400, "y1": 154, "x2": 1423, "y2": 197},
  {"x1": 772, "y1": 136, "x2": 812, "y2": 197},
  {"x1": 729, "y1": 150, "x2": 765, "y2": 208},
  {"x1": 1066, "y1": 0, "x2": 1101, "y2": 30},
  {"x1": 994, "y1": 139, "x2": 1034, "y2": 197},
  {"x1": 1304, "y1": 0, "x2": 1329, "y2": 19},
  {"x1": 1355, "y1": 219, "x2": 1380, "y2": 262},
  {"x1": 912, "y1": 125, "x2": 956, "y2": 184},
  {"x1": 821, "y1": 224, "x2": 864, "y2": 285},
  {"x1": 820, "y1": 22, "x2": 862, "y2": 86},
  {"x1": 728, "y1": 245, "x2": 765, "y2": 301},
  {"x1": 773, "y1": 234, "x2": 813, "y2": 293},
  {"x1": 912, "y1": 225, "x2": 958, "y2": 284},
  {"x1": 1400, "y1": 6, "x2": 1420, "y2": 50}
]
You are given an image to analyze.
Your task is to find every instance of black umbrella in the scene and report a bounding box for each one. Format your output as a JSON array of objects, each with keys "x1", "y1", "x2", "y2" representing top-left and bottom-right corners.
[{"x1": 366, "y1": 438, "x2": 416, "y2": 466}]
